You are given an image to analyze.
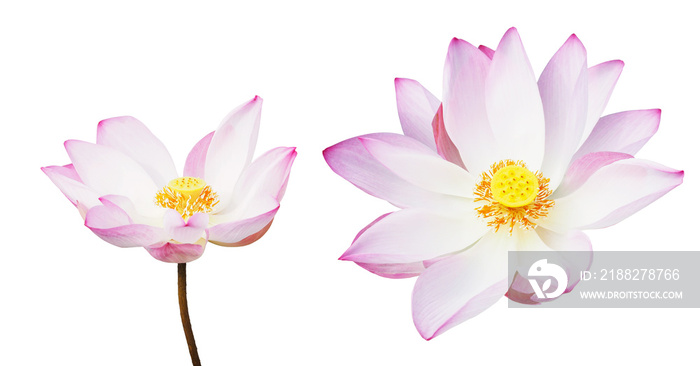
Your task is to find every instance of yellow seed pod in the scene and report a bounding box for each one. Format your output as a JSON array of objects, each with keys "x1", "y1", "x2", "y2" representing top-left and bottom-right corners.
[
  {"x1": 167, "y1": 177, "x2": 206, "y2": 201},
  {"x1": 490, "y1": 165, "x2": 539, "y2": 208}
]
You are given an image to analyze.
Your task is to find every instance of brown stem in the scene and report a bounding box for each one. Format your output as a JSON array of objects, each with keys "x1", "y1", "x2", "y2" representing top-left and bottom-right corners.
[{"x1": 178, "y1": 263, "x2": 201, "y2": 366}]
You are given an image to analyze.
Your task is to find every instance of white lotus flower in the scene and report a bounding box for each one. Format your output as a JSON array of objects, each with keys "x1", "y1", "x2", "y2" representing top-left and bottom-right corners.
[
  {"x1": 324, "y1": 28, "x2": 683, "y2": 339},
  {"x1": 43, "y1": 97, "x2": 296, "y2": 263}
]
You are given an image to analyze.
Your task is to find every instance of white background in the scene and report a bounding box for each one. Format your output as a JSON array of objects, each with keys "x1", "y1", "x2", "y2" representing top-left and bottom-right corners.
[{"x1": 2, "y1": 1, "x2": 698, "y2": 365}]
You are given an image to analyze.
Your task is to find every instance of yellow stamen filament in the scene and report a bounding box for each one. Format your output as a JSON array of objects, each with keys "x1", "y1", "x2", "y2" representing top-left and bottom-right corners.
[
  {"x1": 474, "y1": 160, "x2": 554, "y2": 234},
  {"x1": 155, "y1": 177, "x2": 219, "y2": 220}
]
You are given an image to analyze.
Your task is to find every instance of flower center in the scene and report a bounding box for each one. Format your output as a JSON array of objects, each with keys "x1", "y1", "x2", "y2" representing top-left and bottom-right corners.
[
  {"x1": 490, "y1": 165, "x2": 539, "y2": 208},
  {"x1": 155, "y1": 177, "x2": 219, "y2": 220},
  {"x1": 474, "y1": 160, "x2": 554, "y2": 233}
]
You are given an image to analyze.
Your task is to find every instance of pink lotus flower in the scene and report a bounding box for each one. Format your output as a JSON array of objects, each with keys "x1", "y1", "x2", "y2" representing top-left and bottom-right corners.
[
  {"x1": 43, "y1": 96, "x2": 296, "y2": 263},
  {"x1": 324, "y1": 28, "x2": 683, "y2": 340}
]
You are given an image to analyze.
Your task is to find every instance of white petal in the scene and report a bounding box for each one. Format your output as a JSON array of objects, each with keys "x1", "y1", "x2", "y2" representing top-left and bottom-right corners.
[
  {"x1": 340, "y1": 208, "x2": 488, "y2": 264},
  {"x1": 411, "y1": 231, "x2": 515, "y2": 339},
  {"x1": 96, "y1": 116, "x2": 178, "y2": 187},
  {"x1": 432, "y1": 104, "x2": 466, "y2": 169},
  {"x1": 355, "y1": 261, "x2": 426, "y2": 279},
  {"x1": 579, "y1": 60, "x2": 624, "y2": 147},
  {"x1": 442, "y1": 37, "x2": 497, "y2": 174},
  {"x1": 218, "y1": 147, "x2": 296, "y2": 217},
  {"x1": 100, "y1": 195, "x2": 164, "y2": 226},
  {"x1": 360, "y1": 137, "x2": 475, "y2": 198},
  {"x1": 324, "y1": 133, "x2": 465, "y2": 210},
  {"x1": 163, "y1": 211, "x2": 208, "y2": 244},
  {"x1": 395, "y1": 78, "x2": 440, "y2": 150},
  {"x1": 539, "y1": 158, "x2": 683, "y2": 231},
  {"x1": 485, "y1": 28, "x2": 545, "y2": 170},
  {"x1": 538, "y1": 34, "x2": 589, "y2": 190},
  {"x1": 205, "y1": 97, "x2": 262, "y2": 210},
  {"x1": 65, "y1": 140, "x2": 161, "y2": 216},
  {"x1": 551, "y1": 152, "x2": 632, "y2": 200},
  {"x1": 84, "y1": 200, "x2": 167, "y2": 248},
  {"x1": 208, "y1": 205, "x2": 279, "y2": 247},
  {"x1": 183, "y1": 131, "x2": 214, "y2": 179},
  {"x1": 573, "y1": 109, "x2": 661, "y2": 161},
  {"x1": 42, "y1": 164, "x2": 102, "y2": 214},
  {"x1": 145, "y1": 240, "x2": 206, "y2": 263}
]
